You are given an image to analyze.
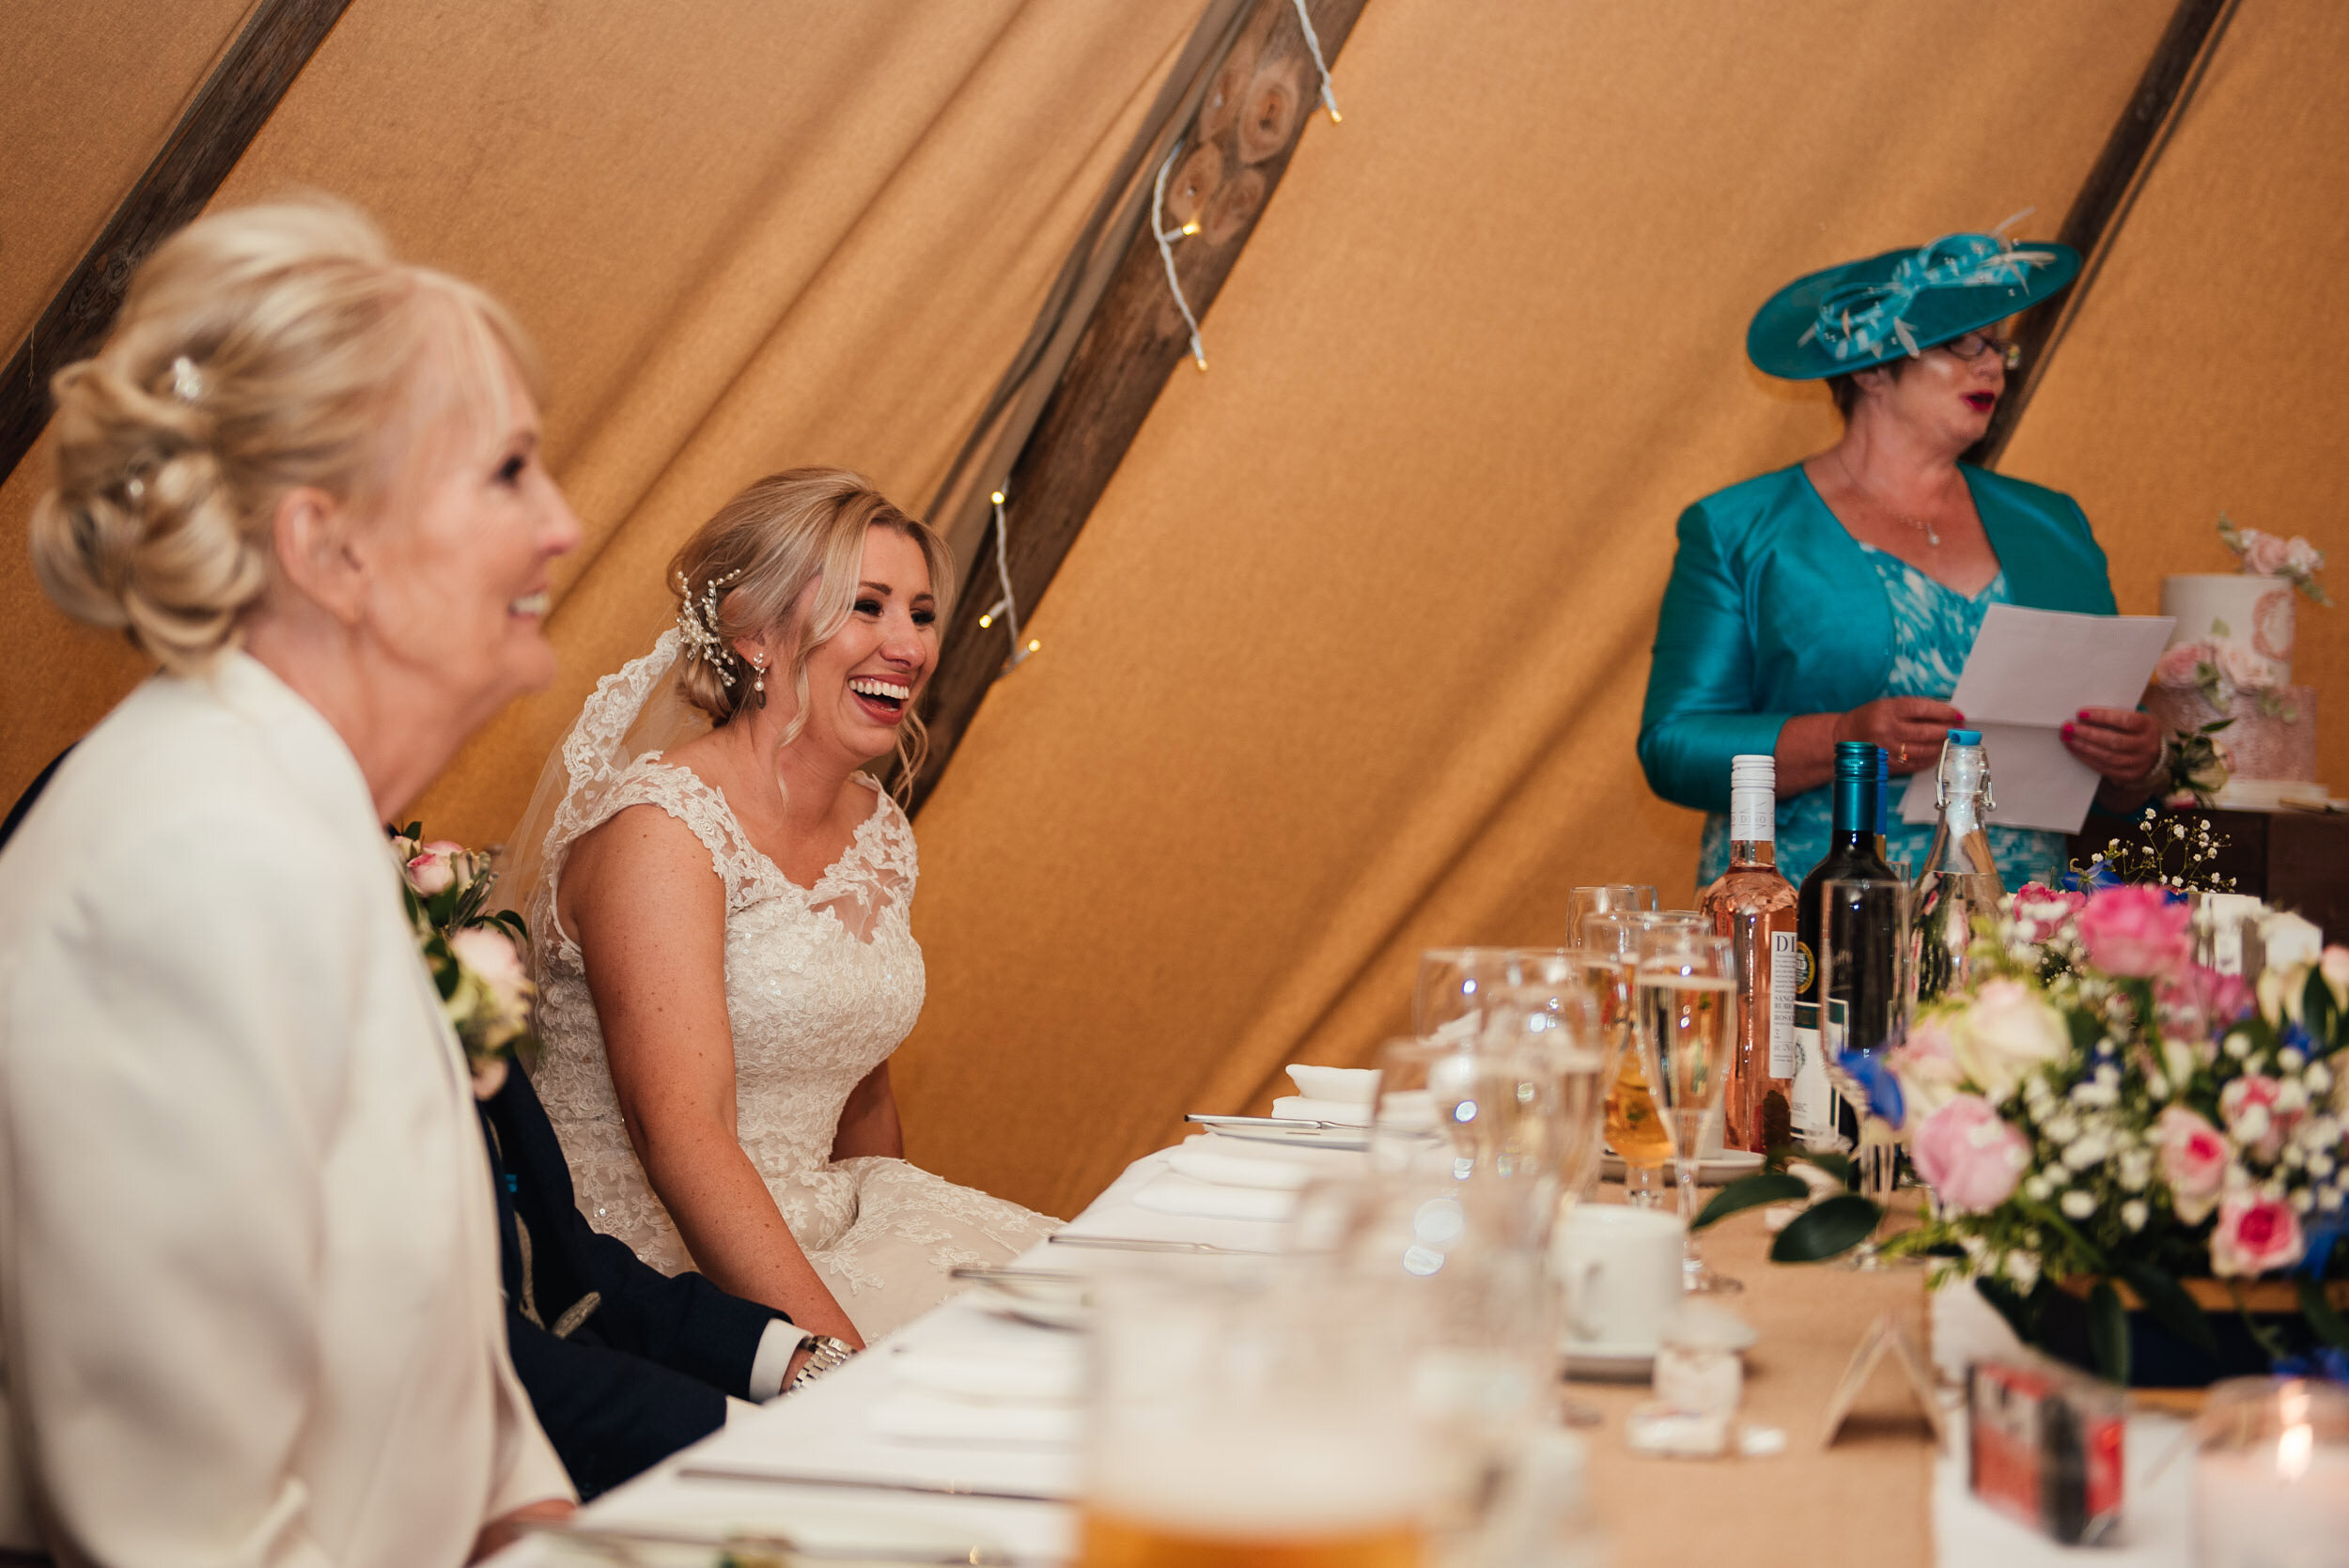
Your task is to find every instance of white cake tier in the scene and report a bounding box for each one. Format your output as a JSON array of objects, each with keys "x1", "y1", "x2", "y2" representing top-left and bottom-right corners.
[{"x1": 2160, "y1": 572, "x2": 2296, "y2": 687}]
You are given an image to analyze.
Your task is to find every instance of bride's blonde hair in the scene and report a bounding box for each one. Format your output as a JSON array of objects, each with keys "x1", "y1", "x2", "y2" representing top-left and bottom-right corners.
[{"x1": 668, "y1": 468, "x2": 954, "y2": 791}]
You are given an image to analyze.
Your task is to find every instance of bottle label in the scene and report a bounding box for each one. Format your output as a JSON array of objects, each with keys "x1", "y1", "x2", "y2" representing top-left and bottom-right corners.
[
  {"x1": 1768, "y1": 931, "x2": 1797, "y2": 1077},
  {"x1": 1729, "y1": 787, "x2": 1774, "y2": 844},
  {"x1": 1790, "y1": 1010, "x2": 1831, "y2": 1141}
]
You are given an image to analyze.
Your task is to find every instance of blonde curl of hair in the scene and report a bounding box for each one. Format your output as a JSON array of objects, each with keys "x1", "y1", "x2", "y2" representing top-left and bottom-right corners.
[
  {"x1": 30, "y1": 195, "x2": 539, "y2": 674},
  {"x1": 668, "y1": 469, "x2": 954, "y2": 797}
]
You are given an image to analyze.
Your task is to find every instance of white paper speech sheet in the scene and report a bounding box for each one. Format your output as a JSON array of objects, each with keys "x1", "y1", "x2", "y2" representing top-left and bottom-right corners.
[{"x1": 1897, "y1": 604, "x2": 2175, "y2": 833}]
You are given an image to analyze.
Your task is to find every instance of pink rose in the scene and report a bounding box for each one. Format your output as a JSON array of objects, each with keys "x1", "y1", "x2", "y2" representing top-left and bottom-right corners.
[
  {"x1": 2209, "y1": 1190, "x2": 2304, "y2": 1278},
  {"x1": 1911, "y1": 1094, "x2": 2030, "y2": 1214},
  {"x1": 2218, "y1": 1074, "x2": 2300, "y2": 1162},
  {"x1": 2158, "y1": 964, "x2": 2254, "y2": 1035},
  {"x1": 448, "y1": 924, "x2": 528, "y2": 1001},
  {"x1": 2075, "y1": 885, "x2": 2192, "y2": 977},
  {"x1": 2216, "y1": 642, "x2": 2275, "y2": 693},
  {"x1": 2242, "y1": 531, "x2": 2293, "y2": 578},
  {"x1": 1887, "y1": 1013, "x2": 1966, "y2": 1118},
  {"x1": 2155, "y1": 1106, "x2": 2230, "y2": 1223},
  {"x1": 2322, "y1": 946, "x2": 2349, "y2": 1008},
  {"x1": 2286, "y1": 537, "x2": 2325, "y2": 577},
  {"x1": 2155, "y1": 642, "x2": 2211, "y2": 689},
  {"x1": 403, "y1": 839, "x2": 467, "y2": 896}
]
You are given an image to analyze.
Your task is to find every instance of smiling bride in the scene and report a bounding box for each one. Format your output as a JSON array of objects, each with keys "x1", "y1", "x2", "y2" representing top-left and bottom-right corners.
[{"x1": 517, "y1": 469, "x2": 1057, "y2": 1345}]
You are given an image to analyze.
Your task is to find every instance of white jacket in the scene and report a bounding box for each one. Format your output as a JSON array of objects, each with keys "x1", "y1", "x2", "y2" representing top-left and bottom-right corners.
[{"x1": 0, "y1": 653, "x2": 571, "y2": 1566}]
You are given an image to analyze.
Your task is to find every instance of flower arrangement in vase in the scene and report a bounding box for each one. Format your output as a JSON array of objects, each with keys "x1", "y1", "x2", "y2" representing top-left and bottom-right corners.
[
  {"x1": 389, "y1": 825, "x2": 535, "y2": 1095},
  {"x1": 1699, "y1": 883, "x2": 2349, "y2": 1386}
]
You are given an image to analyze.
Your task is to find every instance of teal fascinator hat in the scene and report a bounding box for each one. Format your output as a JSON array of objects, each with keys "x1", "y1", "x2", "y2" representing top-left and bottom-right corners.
[{"x1": 1747, "y1": 231, "x2": 2080, "y2": 380}]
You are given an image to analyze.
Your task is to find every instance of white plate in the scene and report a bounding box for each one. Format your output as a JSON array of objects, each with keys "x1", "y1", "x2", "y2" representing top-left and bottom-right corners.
[{"x1": 1600, "y1": 1148, "x2": 1765, "y2": 1185}]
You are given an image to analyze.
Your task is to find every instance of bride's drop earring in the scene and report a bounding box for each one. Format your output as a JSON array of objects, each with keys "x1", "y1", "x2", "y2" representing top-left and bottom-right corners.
[{"x1": 751, "y1": 655, "x2": 769, "y2": 708}]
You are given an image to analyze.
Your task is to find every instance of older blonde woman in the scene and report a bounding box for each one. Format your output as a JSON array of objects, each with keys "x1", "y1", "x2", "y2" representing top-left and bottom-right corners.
[
  {"x1": 521, "y1": 470, "x2": 1057, "y2": 1347},
  {"x1": 0, "y1": 201, "x2": 579, "y2": 1564}
]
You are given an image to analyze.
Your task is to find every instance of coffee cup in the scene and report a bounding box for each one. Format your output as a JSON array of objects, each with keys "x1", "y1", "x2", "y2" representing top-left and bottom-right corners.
[{"x1": 1552, "y1": 1204, "x2": 1685, "y2": 1354}]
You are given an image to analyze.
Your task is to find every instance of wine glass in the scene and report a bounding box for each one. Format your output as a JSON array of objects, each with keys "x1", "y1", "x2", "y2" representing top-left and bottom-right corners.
[
  {"x1": 1371, "y1": 1036, "x2": 1561, "y2": 1208},
  {"x1": 1634, "y1": 928, "x2": 1741, "y2": 1294},
  {"x1": 1818, "y1": 877, "x2": 1913, "y2": 1231},
  {"x1": 1568, "y1": 884, "x2": 1657, "y2": 943},
  {"x1": 1481, "y1": 974, "x2": 1610, "y2": 1215},
  {"x1": 1414, "y1": 947, "x2": 1515, "y2": 1042},
  {"x1": 1583, "y1": 913, "x2": 1671, "y2": 1208}
]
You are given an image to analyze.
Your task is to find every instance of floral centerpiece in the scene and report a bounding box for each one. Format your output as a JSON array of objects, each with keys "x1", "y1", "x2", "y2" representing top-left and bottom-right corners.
[
  {"x1": 1702, "y1": 884, "x2": 2349, "y2": 1385},
  {"x1": 390, "y1": 825, "x2": 535, "y2": 1096}
]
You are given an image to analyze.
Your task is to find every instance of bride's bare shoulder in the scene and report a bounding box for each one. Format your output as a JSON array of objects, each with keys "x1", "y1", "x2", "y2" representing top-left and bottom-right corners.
[{"x1": 560, "y1": 794, "x2": 723, "y2": 928}]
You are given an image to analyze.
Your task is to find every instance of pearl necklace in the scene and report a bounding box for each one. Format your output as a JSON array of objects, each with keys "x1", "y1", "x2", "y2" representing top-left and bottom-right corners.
[{"x1": 1833, "y1": 450, "x2": 1949, "y2": 549}]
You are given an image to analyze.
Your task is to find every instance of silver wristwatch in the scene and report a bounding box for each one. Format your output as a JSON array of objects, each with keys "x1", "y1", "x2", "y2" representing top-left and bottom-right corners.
[{"x1": 786, "y1": 1333, "x2": 858, "y2": 1394}]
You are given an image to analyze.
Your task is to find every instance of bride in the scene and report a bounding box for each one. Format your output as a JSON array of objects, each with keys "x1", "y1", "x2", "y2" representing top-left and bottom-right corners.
[{"x1": 519, "y1": 468, "x2": 1057, "y2": 1343}]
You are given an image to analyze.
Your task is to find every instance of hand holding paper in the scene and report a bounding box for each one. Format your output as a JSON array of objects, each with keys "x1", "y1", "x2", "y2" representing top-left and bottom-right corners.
[{"x1": 1897, "y1": 605, "x2": 2173, "y2": 833}]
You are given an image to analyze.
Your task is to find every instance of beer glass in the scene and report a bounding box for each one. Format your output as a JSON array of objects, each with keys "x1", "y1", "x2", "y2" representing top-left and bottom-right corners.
[
  {"x1": 1583, "y1": 914, "x2": 1671, "y2": 1208},
  {"x1": 1080, "y1": 1265, "x2": 1428, "y2": 1568},
  {"x1": 1634, "y1": 929, "x2": 1739, "y2": 1294}
]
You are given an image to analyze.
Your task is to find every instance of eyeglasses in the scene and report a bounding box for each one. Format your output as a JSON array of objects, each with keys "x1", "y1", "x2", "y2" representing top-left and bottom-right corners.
[{"x1": 1939, "y1": 330, "x2": 2023, "y2": 369}]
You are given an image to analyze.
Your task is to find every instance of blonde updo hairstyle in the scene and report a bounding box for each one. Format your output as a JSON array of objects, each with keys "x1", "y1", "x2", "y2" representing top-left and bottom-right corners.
[
  {"x1": 31, "y1": 197, "x2": 537, "y2": 673},
  {"x1": 668, "y1": 469, "x2": 954, "y2": 791}
]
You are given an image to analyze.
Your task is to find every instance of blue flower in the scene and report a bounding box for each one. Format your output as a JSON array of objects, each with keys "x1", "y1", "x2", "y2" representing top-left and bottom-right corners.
[
  {"x1": 2272, "y1": 1346, "x2": 2349, "y2": 1386},
  {"x1": 2063, "y1": 860, "x2": 2122, "y2": 893},
  {"x1": 1837, "y1": 1048, "x2": 1906, "y2": 1129}
]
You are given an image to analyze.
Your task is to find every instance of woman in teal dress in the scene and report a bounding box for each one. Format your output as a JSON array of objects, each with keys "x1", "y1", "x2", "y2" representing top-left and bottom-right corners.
[{"x1": 1639, "y1": 231, "x2": 2167, "y2": 888}]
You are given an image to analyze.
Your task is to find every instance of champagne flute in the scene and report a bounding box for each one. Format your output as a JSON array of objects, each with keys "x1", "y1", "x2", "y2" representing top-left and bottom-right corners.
[
  {"x1": 1635, "y1": 929, "x2": 1740, "y2": 1294},
  {"x1": 1414, "y1": 947, "x2": 1515, "y2": 1042},
  {"x1": 1583, "y1": 914, "x2": 1671, "y2": 1208},
  {"x1": 1568, "y1": 884, "x2": 1657, "y2": 944}
]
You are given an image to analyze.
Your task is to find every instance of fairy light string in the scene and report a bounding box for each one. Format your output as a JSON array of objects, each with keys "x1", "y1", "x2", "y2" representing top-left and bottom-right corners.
[
  {"x1": 1151, "y1": 144, "x2": 1208, "y2": 372},
  {"x1": 1288, "y1": 0, "x2": 1342, "y2": 124},
  {"x1": 975, "y1": 489, "x2": 1040, "y2": 670}
]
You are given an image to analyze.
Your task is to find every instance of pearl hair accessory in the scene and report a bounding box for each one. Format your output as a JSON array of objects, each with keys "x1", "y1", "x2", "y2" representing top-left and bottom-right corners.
[
  {"x1": 169, "y1": 355, "x2": 204, "y2": 402},
  {"x1": 673, "y1": 564, "x2": 748, "y2": 687}
]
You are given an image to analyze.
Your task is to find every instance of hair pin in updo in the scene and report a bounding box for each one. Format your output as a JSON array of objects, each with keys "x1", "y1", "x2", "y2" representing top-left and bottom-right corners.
[
  {"x1": 169, "y1": 355, "x2": 204, "y2": 402},
  {"x1": 125, "y1": 475, "x2": 147, "y2": 502},
  {"x1": 674, "y1": 564, "x2": 748, "y2": 687}
]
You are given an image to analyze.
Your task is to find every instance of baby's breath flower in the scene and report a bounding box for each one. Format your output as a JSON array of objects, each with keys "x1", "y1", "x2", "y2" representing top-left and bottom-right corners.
[
  {"x1": 2121, "y1": 1199, "x2": 2149, "y2": 1232},
  {"x1": 2060, "y1": 1190, "x2": 2097, "y2": 1220}
]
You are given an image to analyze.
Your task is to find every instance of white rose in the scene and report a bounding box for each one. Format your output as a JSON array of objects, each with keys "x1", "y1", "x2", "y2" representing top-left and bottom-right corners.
[
  {"x1": 448, "y1": 925, "x2": 529, "y2": 1004},
  {"x1": 2264, "y1": 910, "x2": 2325, "y2": 970},
  {"x1": 2216, "y1": 642, "x2": 2275, "y2": 693},
  {"x1": 1950, "y1": 979, "x2": 2072, "y2": 1101}
]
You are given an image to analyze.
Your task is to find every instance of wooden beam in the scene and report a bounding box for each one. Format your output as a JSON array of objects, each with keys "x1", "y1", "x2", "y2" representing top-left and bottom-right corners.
[
  {"x1": 1972, "y1": 0, "x2": 2239, "y2": 467},
  {"x1": 907, "y1": 0, "x2": 1369, "y2": 813},
  {"x1": 0, "y1": 0, "x2": 352, "y2": 487}
]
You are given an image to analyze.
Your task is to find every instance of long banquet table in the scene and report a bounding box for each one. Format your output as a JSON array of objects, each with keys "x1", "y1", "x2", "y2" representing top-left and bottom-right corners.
[{"x1": 494, "y1": 1141, "x2": 2197, "y2": 1568}]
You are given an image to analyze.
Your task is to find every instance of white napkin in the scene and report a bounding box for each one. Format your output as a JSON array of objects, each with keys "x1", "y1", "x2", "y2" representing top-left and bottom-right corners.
[
  {"x1": 1284, "y1": 1063, "x2": 1380, "y2": 1105},
  {"x1": 1166, "y1": 1134, "x2": 1316, "y2": 1190},
  {"x1": 1133, "y1": 1172, "x2": 1299, "y2": 1222},
  {"x1": 888, "y1": 1346, "x2": 1081, "y2": 1404},
  {"x1": 1269, "y1": 1095, "x2": 1374, "y2": 1126},
  {"x1": 870, "y1": 1390, "x2": 1078, "y2": 1446}
]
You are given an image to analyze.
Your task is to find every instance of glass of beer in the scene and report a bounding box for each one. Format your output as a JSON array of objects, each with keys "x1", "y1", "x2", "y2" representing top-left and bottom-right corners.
[
  {"x1": 1582, "y1": 914, "x2": 1672, "y2": 1208},
  {"x1": 1080, "y1": 1266, "x2": 1428, "y2": 1568},
  {"x1": 1634, "y1": 928, "x2": 1739, "y2": 1294}
]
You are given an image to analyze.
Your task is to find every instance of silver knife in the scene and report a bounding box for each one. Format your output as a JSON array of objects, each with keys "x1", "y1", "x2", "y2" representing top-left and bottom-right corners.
[
  {"x1": 674, "y1": 1467, "x2": 1070, "y2": 1505},
  {"x1": 1046, "y1": 1234, "x2": 1277, "y2": 1256},
  {"x1": 531, "y1": 1518, "x2": 1050, "y2": 1565},
  {"x1": 1184, "y1": 1112, "x2": 1363, "y2": 1133}
]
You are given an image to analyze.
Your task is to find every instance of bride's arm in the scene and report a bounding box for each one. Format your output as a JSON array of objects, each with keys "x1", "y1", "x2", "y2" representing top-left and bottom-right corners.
[
  {"x1": 830, "y1": 1062, "x2": 904, "y2": 1160},
  {"x1": 563, "y1": 805, "x2": 865, "y2": 1347}
]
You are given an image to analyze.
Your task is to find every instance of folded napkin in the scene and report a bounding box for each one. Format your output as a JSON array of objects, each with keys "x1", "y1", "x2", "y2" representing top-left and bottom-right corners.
[
  {"x1": 870, "y1": 1389, "x2": 1078, "y2": 1446},
  {"x1": 1283, "y1": 1063, "x2": 1380, "y2": 1105},
  {"x1": 1166, "y1": 1134, "x2": 1315, "y2": 1191},
  {"x1": 1133, "y1": 1172, "x2": 1299, "y2": 1222},
  {"x1": 1269, "y1": 1095, "x2": 1374, "y2": 1126},
  {"x1": 888, "y1": 1346, "x2": 1081, "y2": 1404}
]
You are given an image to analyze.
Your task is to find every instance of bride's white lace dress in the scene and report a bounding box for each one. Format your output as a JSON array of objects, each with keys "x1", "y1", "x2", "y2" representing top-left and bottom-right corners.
[{"x1": 523, "y1": 637, "x2": 1057, "y2": 1342}]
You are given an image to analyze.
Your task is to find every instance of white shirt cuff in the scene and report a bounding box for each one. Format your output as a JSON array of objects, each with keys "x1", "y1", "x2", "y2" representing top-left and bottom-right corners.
[{"x1": 748, "y1": 1319, "x2": 806, "y2": 1402}]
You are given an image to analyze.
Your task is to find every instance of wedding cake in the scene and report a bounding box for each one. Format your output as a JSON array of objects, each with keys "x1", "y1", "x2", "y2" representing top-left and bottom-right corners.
[{"x1": 2146, "y1": 571, "x2": 2326, "y2": 810}]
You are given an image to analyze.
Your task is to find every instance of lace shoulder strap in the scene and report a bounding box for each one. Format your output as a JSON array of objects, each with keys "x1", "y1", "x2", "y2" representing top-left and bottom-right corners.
[{"x1": 588, "y1": 757, "x2": 767, "y2": 909}]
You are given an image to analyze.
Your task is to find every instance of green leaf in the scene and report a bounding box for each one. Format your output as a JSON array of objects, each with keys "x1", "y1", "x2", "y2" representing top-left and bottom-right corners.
[
  {"x1": 1794, "y1": 1148, "x2": 1854, "y2": 1183},
  {"x1": 1768, "y1": 1194, "x2": 1880, "y2": 1263},
  {"x1": 2304, "y1": 968, "x2": 2338, "y2": 1043},
  {"x1": 1692, "y1": 1172, "x2": 1810, "y2": 1231},
  {"x1": 2301, "y1": 1280, "x2": 2349, "y2": 1352},
  {"x1": 2114, "y1": 1259, "x2": 2218, "y2": 1356},
  {"x1": 2087, "y1": 1279, "x2": 2131, "y2": 1386}
]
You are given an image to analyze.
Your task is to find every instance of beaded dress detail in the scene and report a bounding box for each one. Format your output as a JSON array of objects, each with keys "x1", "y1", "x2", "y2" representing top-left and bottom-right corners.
[{"x1": 524, "y1": 633, "x2": 1057, "y2": 1342}]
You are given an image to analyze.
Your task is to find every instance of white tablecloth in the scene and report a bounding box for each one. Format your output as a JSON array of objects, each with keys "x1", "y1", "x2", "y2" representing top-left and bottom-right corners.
[{"x1": 496, "y1": 1143, "x2": 2203, "y2": 1567}]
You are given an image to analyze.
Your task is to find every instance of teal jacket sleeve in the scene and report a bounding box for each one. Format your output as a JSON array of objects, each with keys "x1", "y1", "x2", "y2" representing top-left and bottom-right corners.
[{"x1": 1638, "y1": 500, "x2": 1794, "y2": 815}]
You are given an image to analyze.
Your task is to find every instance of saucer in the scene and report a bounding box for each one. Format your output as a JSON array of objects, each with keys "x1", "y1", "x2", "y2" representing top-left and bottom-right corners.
[{"x1": 1560, "y1": 1317, "x2": 1758, "y2": 1382}]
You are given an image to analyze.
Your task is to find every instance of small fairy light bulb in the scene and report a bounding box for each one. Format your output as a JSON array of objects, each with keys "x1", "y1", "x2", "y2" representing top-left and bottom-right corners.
[
  {"x1": 1181, "y1": 219, "x2": 1200, "y2": 237},
  {"x1": 1027, "y1": 638, "x2": 1041, "y2": 654},
  {"x1": 978, "y1": 613, "x2": 994, "y2": 629},
  {"x1": 991, "y1": 490, "x2": 1005, "y2": 505}
]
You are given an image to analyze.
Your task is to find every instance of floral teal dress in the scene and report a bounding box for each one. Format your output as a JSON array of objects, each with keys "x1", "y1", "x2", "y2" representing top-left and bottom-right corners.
[{"x1": 1697, "y1": 547, "x2": 2068, "y2": 890}]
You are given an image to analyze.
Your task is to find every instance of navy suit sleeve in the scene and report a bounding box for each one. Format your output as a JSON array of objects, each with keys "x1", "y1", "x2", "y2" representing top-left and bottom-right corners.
[
  {"x1": 569, "y1": 1225, "x2": 784, "y2": 1399},
  {"x1": 505, "y1": 1306, "x2": 726, "y2": 1501},
  {"x1": 1639, "y1": 502, "x2": 1796, "y2": 814}
]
